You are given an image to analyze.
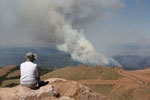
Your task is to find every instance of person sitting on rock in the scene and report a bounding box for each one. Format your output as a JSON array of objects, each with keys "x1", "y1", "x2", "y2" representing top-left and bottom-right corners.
[{"x1": 20, "y1": 52, "x2": 48, "y2": 89}]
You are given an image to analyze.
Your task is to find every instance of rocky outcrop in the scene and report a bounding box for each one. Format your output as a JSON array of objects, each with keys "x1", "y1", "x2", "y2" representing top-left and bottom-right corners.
[{"x1": 0, "y1": 78, "x2": 108, "y2": 100}]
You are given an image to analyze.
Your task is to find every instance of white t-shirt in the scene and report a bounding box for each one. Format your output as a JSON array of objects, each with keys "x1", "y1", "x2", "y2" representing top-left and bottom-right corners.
[{"x1": 20, "y1": 61, "x2": 39, "y2": 85}]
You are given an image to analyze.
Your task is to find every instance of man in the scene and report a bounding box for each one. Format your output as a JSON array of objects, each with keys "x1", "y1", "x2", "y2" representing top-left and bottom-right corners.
[{"x1": 20, "y1": 52, "x2": 41, "y2": 89}]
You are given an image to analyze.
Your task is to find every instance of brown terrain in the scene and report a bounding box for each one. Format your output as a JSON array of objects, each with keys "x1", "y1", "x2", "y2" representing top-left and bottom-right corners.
[
  {"x1": 76, "y1": 68, "x2": 150, "y2": 100},
  {"x1": 0, "y1": 65, "x2": 16, "y2": 77},
  {"x1": 0, "y1": 65, "x2": 150, "y2": 100},
  {"x1": 42, "y1": 66, "x2": 150, "y2": 100}
]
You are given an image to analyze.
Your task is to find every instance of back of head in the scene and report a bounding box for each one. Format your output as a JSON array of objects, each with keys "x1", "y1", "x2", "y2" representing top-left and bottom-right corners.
[{"x1": 25, "y1": 52, "x2": 37, "y2": 62}]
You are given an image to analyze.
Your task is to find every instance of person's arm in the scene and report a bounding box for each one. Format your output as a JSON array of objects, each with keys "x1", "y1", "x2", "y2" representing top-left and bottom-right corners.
[
  {"x1": 35, "y1": 66, "x2": 49, "y2": 87},
  {"x1": 35, "y1": 66, "x2": 41, "y2": 83}
]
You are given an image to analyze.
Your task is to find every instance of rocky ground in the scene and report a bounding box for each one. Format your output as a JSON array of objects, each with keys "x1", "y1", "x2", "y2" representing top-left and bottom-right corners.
[{"x1": 0, "y1": 78, "x2": 108, "y2": 100}]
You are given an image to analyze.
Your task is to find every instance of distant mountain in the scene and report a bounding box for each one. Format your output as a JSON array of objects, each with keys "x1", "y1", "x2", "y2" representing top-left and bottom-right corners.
[
  {"x1": 1, "y1": 47, "x2": 150, "y2": 70},
  {"x1": 0, "y1": 47, "x2": 81, "y2": 69},
  {"x1": 114, "y1": 55, "x2": 150, "y2": 70}
]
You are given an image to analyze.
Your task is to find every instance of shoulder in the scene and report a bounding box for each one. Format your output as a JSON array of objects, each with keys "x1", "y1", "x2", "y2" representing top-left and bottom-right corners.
[
  {"x1": 20, "y1": 62, "x2": 37, "y2": 66},
  {"x1": 20, "y1": 62, "x2": 26, "y2": 66},
  {"x1": 31, "y1": 62, "x2": 37, "y2": 67}
]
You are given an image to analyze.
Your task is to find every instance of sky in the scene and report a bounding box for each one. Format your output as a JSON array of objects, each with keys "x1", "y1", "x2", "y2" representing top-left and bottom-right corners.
[
  {"x1": 0, "y1": 0, "x2": 150, "y2": 57},
  {"x1": 82, "y1": 0, "x2": 150, "y2": 56}
]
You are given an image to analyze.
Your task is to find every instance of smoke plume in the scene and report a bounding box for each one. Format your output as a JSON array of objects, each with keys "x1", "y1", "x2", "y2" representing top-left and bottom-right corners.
[
  {"x1": 0, "y1": 0, "x2": 125, "y2": 66},
  {"x1": 46, "y1": 4, "x2": 109, "y2": 65}
]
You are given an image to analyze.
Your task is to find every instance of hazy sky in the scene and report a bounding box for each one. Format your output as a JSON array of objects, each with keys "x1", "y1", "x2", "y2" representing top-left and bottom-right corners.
[
  {"x1": 77, "y1": 0, "x2": 150, "y2": 56},
  {"x1": 0, "y1": 0, "x2": 150, "y2": 56}
]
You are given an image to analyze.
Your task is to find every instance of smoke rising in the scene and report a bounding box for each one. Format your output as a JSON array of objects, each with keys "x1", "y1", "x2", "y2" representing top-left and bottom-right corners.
[
  {"x1": 43, "y1": 1, "x2": 110, "y2": 65},
  {"x1": 0, "y1": 0, "x2": 125, "y2": 66}
]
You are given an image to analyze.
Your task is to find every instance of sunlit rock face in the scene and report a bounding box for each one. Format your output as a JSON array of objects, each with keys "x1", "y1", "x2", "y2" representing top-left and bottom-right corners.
[{"x1": 0, "y1": 78, "x2": 108, "y2": 100}]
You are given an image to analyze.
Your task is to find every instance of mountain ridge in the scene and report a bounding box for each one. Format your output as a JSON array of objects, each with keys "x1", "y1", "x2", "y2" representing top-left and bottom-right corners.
[{"x1": 1, "y1": 47, "x2": 150, "y2": 70}]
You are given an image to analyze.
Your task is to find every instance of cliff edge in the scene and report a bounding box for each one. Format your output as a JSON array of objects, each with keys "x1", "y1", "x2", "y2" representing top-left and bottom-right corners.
[{"x1": 0, "y1": 78, "x2": 108, "y2": 100}]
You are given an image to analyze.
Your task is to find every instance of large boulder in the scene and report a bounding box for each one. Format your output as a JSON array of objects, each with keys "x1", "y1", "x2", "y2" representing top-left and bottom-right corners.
[{"x1": 0, "y1": 78, "x2": 108, "y2": 100}]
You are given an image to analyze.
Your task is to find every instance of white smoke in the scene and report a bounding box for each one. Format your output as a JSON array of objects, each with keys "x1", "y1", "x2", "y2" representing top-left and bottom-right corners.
[
  {"x1": 57, "y1": 24, "x2": 109, "y2": 65},
  {"x1": 45, "y1": 0, "x2": 125, "y2": 65},
  {"x1": 0, "y1": 0, "x2": 125, "y2": 66}
]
